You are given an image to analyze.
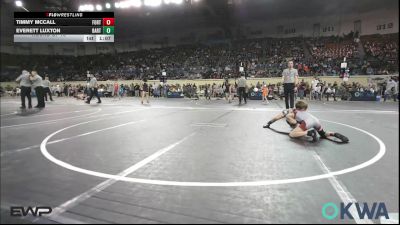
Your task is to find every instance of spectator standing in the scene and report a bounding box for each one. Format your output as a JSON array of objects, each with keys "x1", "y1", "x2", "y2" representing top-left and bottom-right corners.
[
  {"x1": 113, "y1": 81, "x2": 119, "y2": 99},
  {"x1": 314, "y1": 83, "x2": 322, "y2": 100},
  {"x1": 224, "y1": 80, "x2": 231, "y2": 102},
  {"x1": 134, "y1": 83, "x2": 140, "y2": 97},
  {"x1": 119, "y1": 84, "x2": 125, "y2": 98},
  {"x1": 325, "y1": 84, "x2": 333, "y2": 101},
  {"x1": 386, "y1": 78, "x2": 398, "y2": 101},
  {"x1": 63, "y1": 83, "x2": 68, "y2": 97},
  {"x1": 30, "y1": 71, "x2": 45, "y2": 108},
  {"x1": 332, "y1": 81, "x2": 338, "y2": 101},
  {"x1": 229, "y1": 82, "x2": 235, "y2": 103},
  {"x1": 42, "y1": 76, "x2": 53, "y2": 101},
  {"x1": 262, "y1": 84, "x2": 269, "y2": 103},
  {"x1": 298, "y1": 79, "x2": 306, "y2": 100},
  {"x1": 15, "y1": 70, "x2": 32, "y2": 109},
  {"x1": 311, "y1": 77, "x2": 319, "y2": 100},
  {"x1": 141, "y1": 78, "x2": 149, "y2": 104},
  {"x1": 382, "y1": 82, "x2": 388, "y2": 101},
  {"x1": 205, "y1": 84, "x2": 211, "y2": 100}
]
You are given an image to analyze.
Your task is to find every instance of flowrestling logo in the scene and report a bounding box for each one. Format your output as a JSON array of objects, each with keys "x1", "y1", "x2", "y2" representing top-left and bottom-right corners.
[
  {"x1": 10, "y1": 206, "x2": 52, "y2": 217},
  {"x1": 321, "y1": 202, "x2": 389, "y2": 220}
]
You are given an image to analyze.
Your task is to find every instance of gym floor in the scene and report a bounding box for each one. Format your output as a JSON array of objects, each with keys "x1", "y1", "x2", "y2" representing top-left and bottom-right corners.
[{"x1": 1, "y1": 96, "x2": 398, "y2": 224}]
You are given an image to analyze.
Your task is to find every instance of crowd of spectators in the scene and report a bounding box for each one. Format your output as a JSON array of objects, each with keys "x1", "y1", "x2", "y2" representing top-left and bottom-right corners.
[
  {"x1": 1, "y1": 34, "x2": 398, "y2": 82},
  {"x1": 2, "y1": 75, "x2": 398, "y2": 102},
  {"x1": 362, "y1": 34, "x2": 399, "y2": 75},
  {"x1": 290, "y1": 76, "x2": 399, "y2": 101},
  {"x1": 305, "y1": 36, "x2": 361, "y2": 76},
  {"x1": 308, "y1": 37, "x2": 359, "y2": 61}
]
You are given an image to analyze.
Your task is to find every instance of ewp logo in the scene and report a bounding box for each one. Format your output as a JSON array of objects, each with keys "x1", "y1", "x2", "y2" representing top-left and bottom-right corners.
[
  {"x1": 10, "y1": 206, "x2": 52, "y2": 217},
  {"x1": 321, "y1": 202, "x2": 389, "y2": 220}
]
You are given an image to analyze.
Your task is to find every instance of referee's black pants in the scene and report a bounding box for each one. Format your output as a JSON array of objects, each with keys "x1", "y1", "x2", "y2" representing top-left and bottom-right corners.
[
  {"x1": 20, "y1": 86, "x2": 32, "y2": 108},
  {"x1": 44, "y1": 87, "x2": 53, "y2": 101},
  {"x1": 238, "y1": 87, "x2": 247, "y2": 104},
  {"x1": 87, "y1": 88, "x2": 101, "y2": 103},
  {"x1": 35, "y1": 86, "x2": 45, "y2": 108},
  {"x1": 283, "y1": 83, "x2": 295, "y2": 109}
]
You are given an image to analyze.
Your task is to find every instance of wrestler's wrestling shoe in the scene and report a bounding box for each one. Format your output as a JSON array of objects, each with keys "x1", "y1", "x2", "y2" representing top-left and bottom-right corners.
[
  {"x1": 307, "y1": 129, "x2": 318, "y2": 142},
  {"x1": 263, "y1": 123, "x2": 271, "y2": 128},
  {"x1": 333, "y1": 132, "x2": 349, "y2": 143}
]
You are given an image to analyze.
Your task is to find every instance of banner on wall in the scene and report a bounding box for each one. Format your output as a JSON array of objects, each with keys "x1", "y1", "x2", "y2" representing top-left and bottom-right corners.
[
  {"x1": 350, "y1": 91, "x2": 377, "y2": 101},
  {"x1": 167, "y1": 91, "x2": 184, "y2": 98},
  {"x1": 249, "y1": 91, "x2": 262, "y2": 100}
]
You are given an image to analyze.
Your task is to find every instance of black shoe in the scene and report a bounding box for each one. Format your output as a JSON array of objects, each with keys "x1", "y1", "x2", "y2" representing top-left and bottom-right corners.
[
  {"x1": 34, "y1": 106, "x2": 40, "y2": 108},
  {"x1": 307, "y1": 129, "x2": 318, "y2": 142},
  {"x1": 20, "y1": 106, "x2": 26, "y2": 109},
  {"x1": 333, "y1": 133, "x2": 349, "y2": 143},
  {"x1": 97, "y1": 101, "x2": 101, "y2": 103},
  {"x1": 263, "y1": 123, "x2": 271, "y2": 129},
  {"x1": 28, "y1": 105, "x2": 32, "y2": 109},
  {"x1": 85, "y1": 101, "x2": 90, "y2": 104}
]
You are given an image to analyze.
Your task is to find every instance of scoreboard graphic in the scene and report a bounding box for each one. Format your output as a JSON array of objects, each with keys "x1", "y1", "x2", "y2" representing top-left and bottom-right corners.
[{"x1": 14, "y1": 12, "x2": 114, "y2": 42}]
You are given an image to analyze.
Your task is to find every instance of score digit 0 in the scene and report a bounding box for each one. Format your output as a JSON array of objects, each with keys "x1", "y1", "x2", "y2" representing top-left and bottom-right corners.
[
  {"x1": 102, "y1": 18, "x2": 115, "y2": 26},
  {"x1": 103, "y1": 26, "x2": 114, "y2": 34}
]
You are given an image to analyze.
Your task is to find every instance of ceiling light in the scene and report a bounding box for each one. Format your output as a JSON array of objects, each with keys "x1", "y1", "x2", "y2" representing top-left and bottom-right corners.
[
  {"x1": 144, "y1": 0, "x2": 162, "y2": 7},
  {"x1": 15, "y1": 0, "x2": 23, "y2": 7}
]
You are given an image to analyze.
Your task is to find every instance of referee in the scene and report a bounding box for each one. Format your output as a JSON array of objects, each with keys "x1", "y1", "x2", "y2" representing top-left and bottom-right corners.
[
  {"x1": 85, "y1": 74, "x2": 101, "y2": 104},
  {"x1": 237, "y1": 74, "x2": 247, "y2": 105},
  {"x1": 282, "y1": 61, "x2": 298, "y2": 109}
]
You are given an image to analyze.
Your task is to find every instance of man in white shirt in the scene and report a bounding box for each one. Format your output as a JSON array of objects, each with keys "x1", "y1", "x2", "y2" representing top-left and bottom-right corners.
[
  {"x1": 282, "y1": 61, "x2": 299, "y2": 109},
  {"x1": 314, "y1": 84, "x2": 322, "y2": 101},
  {"x1": 42, "y1": 76, "x2": 53, "y2": 101},
  {"x1": 311, "y1": 77, "x2": 319, "y2": 100},
  {"x1": 56, "y1": 84, "x2": 61, "y2": 97},
  {"x1": 369, "y1": 87, "x2": 375, "y2": 94},
  {"x1": 237, "y1": 74, "x2": 247, "y2": 105},
  {"x1": 386, "y1": 78, "x2": 398, "y2": 101},
  {"x1": 15, "y1": 70, "x2": 32, "y2": 109},
  {"x1": 85, "y1": 74, "x2": 101, "y2": 104},
  {"x1": 325, "y1": 85, "x2": 333, "y2": 101},
  {"x1": 30, "y1": 71, "x2": 45, "y2": 108}
]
